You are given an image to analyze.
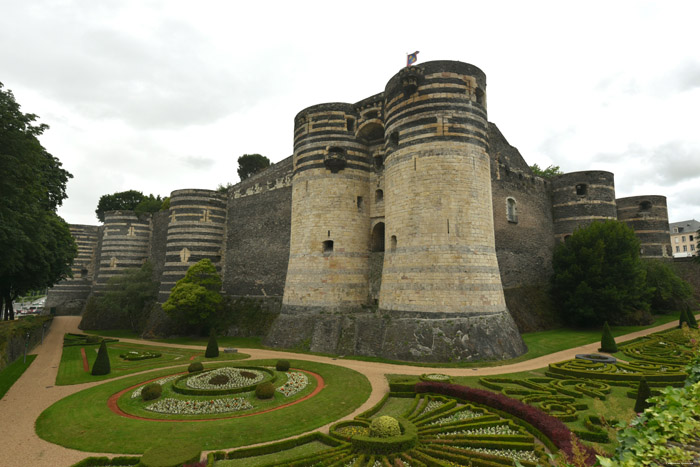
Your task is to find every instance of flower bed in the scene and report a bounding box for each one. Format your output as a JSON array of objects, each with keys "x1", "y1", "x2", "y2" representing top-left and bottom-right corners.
[
  {"x1": 120, "y1": 350, "x2": 161, "y2": 361},
  {"x1": 276, "y1": 371, "x2": 308, "y2": 397},
  {"x1": 171, "y1": 366, "x2": 275, "y2": 396},
  {"x1": 131, "y1": 374, "x2": 181, "y2": 399},
  {"x1": 145, "y1": 396, "x2": 252, "y2": 415}
]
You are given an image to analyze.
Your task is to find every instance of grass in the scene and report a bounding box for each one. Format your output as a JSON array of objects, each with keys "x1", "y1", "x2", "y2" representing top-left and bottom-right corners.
[
  {"x1": 215, "y1": 440, "x2": 333, "y2": 466},
  {"x1": 56, "y1": 340, "x2": 249, "y2": 385},
  {"x1": 0, "y1": 354, "x2": 37, "y2": 398},
  {"x1": 82, "y1": 329, "x2": 265, "y2": 349},
  {"x1": 36, "y1": 359, "x2": 372, "y2": 453}
]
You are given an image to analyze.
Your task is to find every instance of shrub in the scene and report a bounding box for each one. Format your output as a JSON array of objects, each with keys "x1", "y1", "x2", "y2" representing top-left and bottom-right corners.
[
  {"x1": 91, "y1": 341, "x2": 111, "y2": 375},
  {"x1": 255, "y1": 381, "x2": 275, "y2": 399},
  {"x1": 188, "y1": 362, "x2": 203, "y2": 373},
  {"x1": 141, "y1": 383, "x2": 162, "y2": 401},
  {"x1": 369, "y1": 416, "x2": 401, "y2": 438},
  {"x1": 140, "y1": 441, "x2": 201, "y2": 467},
  {"x1": 634, "y1": 377, "x2": 652, "y2": 413},
  {"x1": 643, "y1": 259, "x2": 693, "y2": 313},
  {"x1": 599, "y1": 321, "x2": 618, "y2": 353},
  {"x1": 275, "y1": 359, "x2": 290, "y2": 371},
  {"x1": 205, "y1": 333, "x2": 219, "y2": 358},
  {"x1": 686, "y1": 305, "x2": 698, "y2": 329}
]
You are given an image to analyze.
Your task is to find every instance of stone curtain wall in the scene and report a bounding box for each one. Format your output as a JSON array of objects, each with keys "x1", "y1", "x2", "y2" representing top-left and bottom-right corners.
[{"x1": 616, "y1": 195, "x2": 672, "y2": 258}]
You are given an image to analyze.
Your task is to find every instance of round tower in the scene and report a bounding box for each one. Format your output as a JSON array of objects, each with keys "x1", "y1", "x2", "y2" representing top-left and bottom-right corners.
[
  {"x1": 551, "y1": 171, "x2": 617, "y2": 241},
  {"x1": 94, "y1": 211, "x2": 151, "y2": 292},
  {"x1": 281, "y1": 103, "x2": 371, "y2": 312},
  {"x1": 159, "y1": 189, "x2": 227, "y2": 301},
  {"x1": 616, "y1": 195, "x2": 672, "y2": 258}
]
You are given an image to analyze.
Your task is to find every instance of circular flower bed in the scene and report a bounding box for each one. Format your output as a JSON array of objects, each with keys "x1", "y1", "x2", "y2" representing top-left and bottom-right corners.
[
  {"x1": 145, "y1": 397, "x2": 252, "y2": 415},
  {"x1": 420, "y1": 373, "x2": 452, "y2": 382},
  {"x1": 172, "y1": 366, "x2": 276, "y2": 396},
  {"x1": 120, "y1": 350, "x2": 162, "y2": 361}
]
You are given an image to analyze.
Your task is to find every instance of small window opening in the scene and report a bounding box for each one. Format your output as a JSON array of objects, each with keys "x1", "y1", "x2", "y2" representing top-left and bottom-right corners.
[
  {"x1": 328, "y1": 230, "x2": 330, "y2": 237},
  {"x1": 640, "y1": 201, "x2": 652, "y2": 211},
  {"x1": 374, "y1": 155, "x2": 384, "y2": 169},
  {"x1": 506, "y1": 198, "x2": 518, "y2": 223},
  {"x1": 346, "y1": 117, "x2": 355, "y2": 132},
  {"x1": 371, "y1": 223, "x2": 385, "y2": 252},
  {"x1": 390, "y1": 132, "x2": 399, "y2": 146},
  {"x1": 322, "y1": 240, "x2": 334, "y2": 253},
  {"x1": 475, "y1": 87, "x2": 485, "y2": 105},
  {"x1": 375, "y1": 189, "x2": 384, "y2": 203},
  {"x1": 390, "y1": 235, "x2": 397, "y2": 252},
  {"x1": 80, "y1": 268, "x2": 88, "y2": 278},
  {"x1": 357, "y1": 196, "x2": 363, "y2": 211},
  {"x1": 575, "y1": 184, "x2": 587, "y2": 196}
]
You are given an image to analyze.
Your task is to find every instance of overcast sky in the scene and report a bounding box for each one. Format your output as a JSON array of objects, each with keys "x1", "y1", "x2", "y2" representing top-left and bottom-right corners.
[{"x1": 2, "y1": 0, "x2": 699, "y2": 226}]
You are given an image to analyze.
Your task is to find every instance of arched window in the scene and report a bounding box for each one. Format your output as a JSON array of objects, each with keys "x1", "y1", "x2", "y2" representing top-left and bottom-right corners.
[
  {"x1": 371, "y1": 223, "x2": 385, "y2": 252},
  {"x1": 390, "y1": 235, "x2": 397, "y2": 252},
  {"x1": 506, "y1": 197, "x2": 518, "y2": 223},
  {"x1": 375, "y1": 189, "x2": 384, "y2": 203}
]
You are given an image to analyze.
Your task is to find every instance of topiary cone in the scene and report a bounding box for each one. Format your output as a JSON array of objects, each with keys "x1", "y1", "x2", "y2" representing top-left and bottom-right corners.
[
  {"x1": 686, "y1": 305, "x2": 698, "y2": 329},
  {"x1": 599, "y1": 321, "x2": 618, "y2": 353},
  {"x1": 205, "y1": 333, "x2": 219, "y2": 358},
  {"x1": 91, "y1": 341, "x2": 111, "y2": 375},
  {"x1": 634, "y1": 376, "x2": 652, "y2": 413},
  {"x1": 679, "y1": 307, "x2": 689, "y2": 328}
]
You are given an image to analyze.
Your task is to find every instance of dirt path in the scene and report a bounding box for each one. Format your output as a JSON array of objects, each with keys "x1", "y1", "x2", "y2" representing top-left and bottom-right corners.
[{"x1": 0, "y1": 315, "x2": 692, "y2": 467}]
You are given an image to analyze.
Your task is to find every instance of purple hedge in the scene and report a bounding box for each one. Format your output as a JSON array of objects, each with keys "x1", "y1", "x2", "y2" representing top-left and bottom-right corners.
[{"x1": 415, "y1": 382, "x2": 599, "y2": 465}]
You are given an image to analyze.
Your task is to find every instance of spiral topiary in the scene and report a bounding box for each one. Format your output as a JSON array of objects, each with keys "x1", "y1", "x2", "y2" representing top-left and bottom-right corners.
[
  {"x1": 275, "y1": 360, "x2": 290, "y2": 371},
  {"x1": 141, "y1": 383, "x2": 162, "y2": 401},
  {"x1": 188, "y1": 361, "x2": 204, "y2": 373},
  {"x1": 255, "y1": 381, "x2": 275, "y2": 399},
  {"x1": 369, "y1": 416, "x2": 401, "y2": 438}
]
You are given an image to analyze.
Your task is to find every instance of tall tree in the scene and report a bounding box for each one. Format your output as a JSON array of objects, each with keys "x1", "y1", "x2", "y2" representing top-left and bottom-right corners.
[
  {"x1": 0, "y1": 82, "x2": 76, "y2": 320},
  {"x1": 551, "y1": 220, "x2": 652, "y2": 327},
  {"x1": 237, "y1": 154, "x2": 270, "y2": 181}
]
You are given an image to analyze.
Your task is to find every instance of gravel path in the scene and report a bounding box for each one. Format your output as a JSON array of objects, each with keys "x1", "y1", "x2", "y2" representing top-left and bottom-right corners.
[{"x1": 0, "y1": 315, "x2": 692, "y2": 467}]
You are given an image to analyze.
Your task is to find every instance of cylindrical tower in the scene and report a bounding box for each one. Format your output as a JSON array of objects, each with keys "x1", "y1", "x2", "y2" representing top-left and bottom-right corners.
[
  {"x1": 281, "y1": 103, "x2": 371, "y2": 312},
  {"x1": 159, "y1": 189, "x2": 227, "y2": 301},
  {"x1": 616, "y1": 195, "x2": 672, "y2": 258},
  {"x1": 94, "y1": 211, "x2": 151, "y2": 292},
  {"x1": 379, "y1": 61, "x2": 509, "y2": 317},
  {"x1": 551, "y1": 171, "x2": 617, "y2": 241}
]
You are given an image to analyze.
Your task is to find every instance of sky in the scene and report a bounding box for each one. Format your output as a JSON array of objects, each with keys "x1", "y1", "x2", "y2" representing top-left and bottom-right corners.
[{"x1": 2, "y1": 0, "x2": 699, "y2": 226}]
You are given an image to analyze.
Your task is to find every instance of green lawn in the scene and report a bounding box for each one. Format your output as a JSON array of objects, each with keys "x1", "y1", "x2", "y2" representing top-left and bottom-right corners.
[
  {"x1": 37, "y1": 359, "x2": 371, "y2": 453},
  {"x1": 0, "y1": 354, "x2": 37, "y2": 398},
  {"x1": 56, "y1": 340, "x2": 249, "y2": 385}
]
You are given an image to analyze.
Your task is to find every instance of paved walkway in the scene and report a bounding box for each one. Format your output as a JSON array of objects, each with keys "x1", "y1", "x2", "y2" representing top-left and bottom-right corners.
[{"x1": 0, "y1": 315, "x2": 693, "y2": 467}]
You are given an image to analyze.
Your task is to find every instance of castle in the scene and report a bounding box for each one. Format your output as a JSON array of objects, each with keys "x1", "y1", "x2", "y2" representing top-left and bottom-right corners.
[{"x1": 46, "y1": 60, "x2": 673, "y2": 362}]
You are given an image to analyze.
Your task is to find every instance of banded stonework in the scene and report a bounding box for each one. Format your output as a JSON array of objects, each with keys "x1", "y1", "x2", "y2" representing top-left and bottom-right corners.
[
  {"x1": 159, "y1": 189, "x2": 226, "y2": 301},
  {"x1": 616, "y1": 196, "x2": 672, "y2": 258},
  {"x1": 47, "y1": 59, "x2": 674, "y2": 363}
]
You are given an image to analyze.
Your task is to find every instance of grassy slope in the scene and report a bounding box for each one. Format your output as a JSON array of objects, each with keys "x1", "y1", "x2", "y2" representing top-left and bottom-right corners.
[
  {"x1": 36, "y1": 359, "x2": 372, "y2": 453},
  {"x1": 0, "y1": 354, "x2": 37, "y2": 398}
]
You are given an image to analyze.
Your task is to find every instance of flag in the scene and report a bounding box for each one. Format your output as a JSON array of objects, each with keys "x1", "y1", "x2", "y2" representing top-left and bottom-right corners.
[{"x1": 407, "y1": 51, "x2": 420, "y2": 67}]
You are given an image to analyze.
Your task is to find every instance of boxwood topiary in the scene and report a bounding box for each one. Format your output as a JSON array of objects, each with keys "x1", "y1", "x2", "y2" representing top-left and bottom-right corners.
[
  {"x1": 634, "y1": 376, "x2": 652, "y2": 413},
  {"x1": 91, "y1": 341, "x2": 111, "y2": 376},
  {"x1": 276, "y1": 359, "x2": 290, "y2": 371},
  {"x1": 599, "y1": 321, "x2": 618, "y2": 353},
  {"x1": 369, "y1": 416, "x2": 401, "y2": 438},
  {"x1": 255, "y1": 381, "x2": 275, "y2": 399},
  {"x1": 141, "y1": 383, "x2": 162, "y2": 401},
  {"x1": 188, "y1": 361, "x2": 203, "y2": 373},
  {"x1": 205, "y1": 333, "x2": 219, "y2": 358}
]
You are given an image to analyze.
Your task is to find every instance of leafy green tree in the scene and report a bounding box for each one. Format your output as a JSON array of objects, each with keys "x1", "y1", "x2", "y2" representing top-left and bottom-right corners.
[
  {"x1": 642, "y1": 259, "x2": 692, "y2": 313},
  {"x1": 529, "y1": 163, "x2": 563, "y2": 179},
  {"x1": 80, "y1": 262, "x2": 159, "y2": 332},
  {"x1": 0, "y1": 82, "x2": 76, "y2": 320},
  {"x1": 237, "y1": 154, "x2": 270, "y2": 181},
  {"x1": 161, "y1": 259, "x2": 225, "y2": 335},
  {"x1": 551, "y1": 220, "x2": 652, "y2": 327},
  {"x1": 95, "y1": 190, "x2": 165, "y2": 222}
]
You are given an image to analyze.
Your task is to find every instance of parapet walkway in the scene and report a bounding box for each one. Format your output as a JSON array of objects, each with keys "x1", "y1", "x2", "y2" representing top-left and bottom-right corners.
[{"x1": 0, "y1": 315, "x2": 693, "y2": 467}]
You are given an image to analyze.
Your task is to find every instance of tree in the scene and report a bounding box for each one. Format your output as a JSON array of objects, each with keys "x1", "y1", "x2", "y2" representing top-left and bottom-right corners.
[
  {"x1": 237, "y1": 154, "x2": 270, "y2": 181},
  {"x1": 79, "y1": 262, "x2": 159, "y2": 332},
  {"x1": 530, "y1": 163, "x2": 563, "y2": 179},
  {"x1": 95, "y1": 190, "x2": 165, "y2": 222},
  {"x1": 205, "y1": 332, "x2": 219, "y2": 358},
  {"x1": 0, "y1": 82, "x2": 76, "y2": 320},
  {"x1": 161, "y1": 259, "x2": 225, "y2": 335},
  {"x1": 642, "y1": 259, "x2": 692, "y2": 313},
  {"x1": 551, "y1": 220, "x2": 652, "y2": 327}
]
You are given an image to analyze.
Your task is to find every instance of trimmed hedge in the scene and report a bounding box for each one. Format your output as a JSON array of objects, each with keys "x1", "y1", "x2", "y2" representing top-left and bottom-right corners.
[
  {"x1": 187, "y1": 361, "x2": 203, "y2": 373},
  {"x1": 255, "y1": 381, "x2": 275, "y2": 399},
  {"x1": 205, "y1": 333, "x2": 219, "y2": 358},
  {"x1": 350, "y1": 417, "x2": 418, "y2": 455},
  {"x1": 70, "y1": 456, "x2": 140, "y2": 467},
  {"x1": 415, "y1": 381, "x2": 598, "y2": 466},
  {"x1": 141, "y1": 383, "x2": 162, "y2": 401},
  {"x1": 599, "y1": 321, "x2": 618, "y2": 353},
  {"x1": 276, "y1": 359, "x2": 290, "y2": 371},
  {"x1": 140, "y1": 441, "x2": 200, "y2": 467},
  {"x1": 222, "y1": 432, "x2": 343, "y2": 460}
]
